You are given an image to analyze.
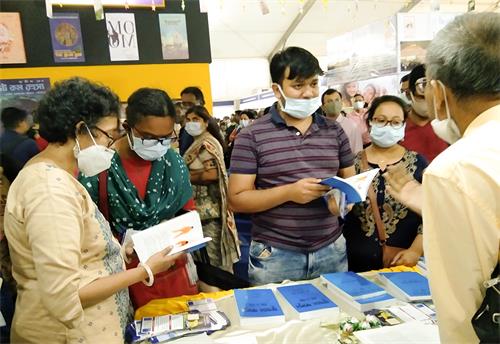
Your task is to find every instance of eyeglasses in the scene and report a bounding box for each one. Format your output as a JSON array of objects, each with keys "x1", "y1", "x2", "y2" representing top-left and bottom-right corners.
[
  {"x1": 415, "y1": 77, "x2": 427, "y2": 95},
  {"x1": 132, "y1": 127, "x2": 178, "y2": 147},
  {"x1": 370, "y1": 117, "x2": 405, "y2": 129},
  {"x1": 91, "y1": 125, "x2": 123, "y2": 148}
]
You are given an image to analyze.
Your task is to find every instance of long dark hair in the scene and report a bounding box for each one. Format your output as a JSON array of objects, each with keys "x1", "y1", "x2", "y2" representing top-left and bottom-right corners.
[{"x1": 186, "y1": 105, "x2": 226, "y2": 152}]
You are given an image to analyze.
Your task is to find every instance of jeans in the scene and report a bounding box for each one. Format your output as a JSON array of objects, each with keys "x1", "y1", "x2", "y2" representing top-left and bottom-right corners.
[{"x1": 248, "y1": 235, "x2": 347, "y2": 286}]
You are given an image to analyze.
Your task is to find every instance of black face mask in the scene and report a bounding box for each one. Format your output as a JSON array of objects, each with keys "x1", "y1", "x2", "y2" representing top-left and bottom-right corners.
[{"x1": 26, "y1": 127, "x2": 38, "y2": 139}]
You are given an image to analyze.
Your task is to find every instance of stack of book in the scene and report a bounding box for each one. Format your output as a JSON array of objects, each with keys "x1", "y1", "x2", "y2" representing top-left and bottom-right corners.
[
  {"x1": 276, "y1": 283, "x2": 339, "y2": 320},
  {"x1": 321, "y1": 272, "x2": 396, "y2": 312},
  {"x1": 234, "y1": 289, "x2": 286, "y2": 326},
  {"x1": 378, "y1": 272, "x2": 431, "y2": 302}
]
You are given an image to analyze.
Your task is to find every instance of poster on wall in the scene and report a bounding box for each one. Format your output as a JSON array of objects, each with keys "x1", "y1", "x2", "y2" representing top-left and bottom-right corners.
[
  {"x1": 49, "y1": 13, "x2": 85, "y2": 63},
  {"x1": 400, "y1": 40, "x2": 431, "y2": 72},
  {"x1": 0, "y1": 78, "x2": 50, "y2": 114},
  {"x1": 158, "y1": 13, "x2": 189, "y2": 60},
  {"x1": 326, "y1": 17, "x2": 398, "y2": 86},
  {"x1": 0, "y1": 12, "x2": 27, "y2": 64},
  {"x1": 105, "y1": 13, "x2": 139, "y2": 61}
]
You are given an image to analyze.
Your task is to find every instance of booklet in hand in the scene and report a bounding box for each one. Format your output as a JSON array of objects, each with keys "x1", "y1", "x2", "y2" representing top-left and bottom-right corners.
[
  {"x1": 131, "y1": 211, "x2": 211, "y2": 263},
  {"x1": 320, "y1": 168, "x2": 380, "y2": 204}
]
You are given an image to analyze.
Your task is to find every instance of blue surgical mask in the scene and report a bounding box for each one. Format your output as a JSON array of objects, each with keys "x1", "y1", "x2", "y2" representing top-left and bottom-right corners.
[
  {"x1": 370, "y1": 124, "x2": 406, "y2": 148},
  {"x1": 127, "y1": 132, "x2": 170, "y2": 161},
  {"x1": 275, "y1": 84, "x2": 321, "y2": 119}
]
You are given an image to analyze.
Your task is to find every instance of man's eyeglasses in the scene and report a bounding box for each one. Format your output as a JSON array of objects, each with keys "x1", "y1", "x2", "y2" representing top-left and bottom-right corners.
[
  {"x1": 415, "y1": 77, "x2": 427, "y2": 95},
  {"x1": 91, "y1": 126, "x2": 124, "y2": 148},
  {"x1": 132, "y1": 127, "x2": 178, "y2": 147},
  {"x1": 370, "y1": 117, "x2": 405, "y2": 129}
]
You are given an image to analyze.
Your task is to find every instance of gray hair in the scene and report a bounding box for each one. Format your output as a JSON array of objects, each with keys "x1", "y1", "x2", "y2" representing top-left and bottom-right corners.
[{"x1": 426, "y1": 12, "x2": 500, "y2": 98}]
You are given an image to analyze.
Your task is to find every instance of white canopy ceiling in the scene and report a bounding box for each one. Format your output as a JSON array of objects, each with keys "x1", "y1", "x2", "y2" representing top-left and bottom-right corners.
[{"x1": 206, "y1": 0, "x2": 500, "y2": 59}]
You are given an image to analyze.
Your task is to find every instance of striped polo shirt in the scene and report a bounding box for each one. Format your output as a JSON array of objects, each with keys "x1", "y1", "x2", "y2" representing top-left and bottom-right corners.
[{"x1": 230, "y1": 105, "x2": 354, "y2": 252}]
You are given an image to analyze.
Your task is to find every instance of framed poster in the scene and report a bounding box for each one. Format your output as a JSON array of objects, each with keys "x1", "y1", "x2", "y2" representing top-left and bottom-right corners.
[
  {"x1": 158, "y1": 13, "x2": 189, "y2": 60},
  {"x1": 0, "y1": 12, "x2": 27, "y2": 64},
  {"x1": 105, "y1": 13, "x2": 139, "y2": 61},
  {"x1": 0, "y1": 78, "x2": 51, "y2": 113},
  {"x1": 49, "y1": 13, "x2": 85, "y2": 63}
]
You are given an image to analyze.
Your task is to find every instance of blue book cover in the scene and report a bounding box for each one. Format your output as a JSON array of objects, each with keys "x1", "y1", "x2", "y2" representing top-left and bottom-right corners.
[
  {"x1": 234, "y1": 289, "x2": 284, "y2": 318},
  {"x1": 357, "y1": 293, "x2": 395, "y2": 305},
  {"x1": 322, "y1": 272, "x2": 385, "y2": 300},
  {"x1": 379, "y1": 272, "x2": 431, "y2": 297},
  {"x1": 277, "y1": 284, "x2": 337, "y2": 313}
]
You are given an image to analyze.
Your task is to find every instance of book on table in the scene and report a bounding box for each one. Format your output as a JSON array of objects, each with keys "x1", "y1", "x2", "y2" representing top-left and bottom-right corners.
[
  {"x1": 130, "y1": 211, "x2": 212, "y2": 263},
  {"x1": 321, "y1": 272, "x2": 396, "y2": 312},
  {"x1": 276, "y1": 283, "x2": 339, "y2": 320},
  {"x1": 320, "y1": 168, "x2": 379, "y2": 204},
  {"x1": 234, "y1": 289, "x2": 285, "y2": 326},
  {"x1": 378, "y1": 272, "x2": 432, "y2": 302}
]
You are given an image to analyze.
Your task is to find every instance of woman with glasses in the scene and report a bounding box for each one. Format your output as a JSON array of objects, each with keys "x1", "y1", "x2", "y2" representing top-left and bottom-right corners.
[
  {"x1": 183, "y1": 106, "x2": 239, "y2": 272},
  {"x1": 79, "y1": 87, "x2": 198, "y2": 308},
  {"x1": 343, "y1": 95, "x2": 427, "y2": 272},
  {"x1": 3, "y1": 78, "x2": 180, "y2": 343}
]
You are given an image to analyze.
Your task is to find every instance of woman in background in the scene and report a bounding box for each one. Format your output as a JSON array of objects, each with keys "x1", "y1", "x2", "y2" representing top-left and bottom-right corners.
[{"x1": 183, "y1": 106, "x2": 240, "y2": 272}]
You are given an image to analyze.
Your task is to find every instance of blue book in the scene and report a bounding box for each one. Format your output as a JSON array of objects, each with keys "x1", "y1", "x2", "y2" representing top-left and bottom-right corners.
[
  {"x1": 277, "y1": 284, "x2": 339, "y2": 320},
  {"x1": 234, "y1": 289, "x2": 285, "y2": 326},
  {"x1": 321, "y1": 272, "x2": 386, "y2": 300},
  {"x1": 379, "y1": 272, "x2": 431, "y2": 302}
]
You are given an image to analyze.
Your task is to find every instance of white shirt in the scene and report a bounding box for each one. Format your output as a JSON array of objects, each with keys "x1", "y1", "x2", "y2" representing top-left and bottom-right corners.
[
  {"x1": 423, "y1": 104, "x2": 500, "y2": 343},
  {"x1": 336, "y1": 114, "x2": 363, "y2": 154}
]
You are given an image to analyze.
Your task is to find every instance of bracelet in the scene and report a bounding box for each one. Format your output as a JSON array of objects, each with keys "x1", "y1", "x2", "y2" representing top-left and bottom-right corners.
[{"x1": 138, "y1": 262, "x2": 154, "y2": 287}]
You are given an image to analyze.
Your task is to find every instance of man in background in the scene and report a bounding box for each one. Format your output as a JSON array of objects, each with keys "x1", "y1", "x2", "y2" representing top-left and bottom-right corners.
[
  {"x1": 322, "y1": 89, "x2": 363, "y2": 154},
  {"x1": 0, "y1": 107, "x2": 39, "y2": 182},
  {"x1": 400, "y1": 64, "x2": 448, "y2": 162}
]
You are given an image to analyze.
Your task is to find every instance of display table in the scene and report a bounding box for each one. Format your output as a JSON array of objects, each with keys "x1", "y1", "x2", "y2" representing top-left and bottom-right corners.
[{"x1": 135, "y1": 266, "x2": 436, "y2": 344}]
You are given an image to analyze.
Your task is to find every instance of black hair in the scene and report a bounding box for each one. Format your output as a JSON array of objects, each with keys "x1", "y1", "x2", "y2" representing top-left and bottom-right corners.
[
  {"x1": 408, "y1": 64, "x2": 426, "y2": 95},
  {"x1": 353, "y1": 93, "x2": 364, "y2": 98},
  {"x1": 1, "y1": 107, "x2": 28, "y2": 130},
  {"x1": 400, "y1": 73, "x2": 410, "y2": 83},
  {"x1": 270, "y1": 47, "x2": 323, "y2": 85},
  {"x1": 321, "y1": 88, "x2": 342, "y2": 104},
  {"x1": 366, "y1": 95, "x2": 409, "y2": 123},
  {"x1": 126, "y1": 88, "x2": 176, "y2": 127},
  {"x1": 37, "y1": 77, "x2": 119, "y2": 144},
  {"x1": 240, "y1": 109, "x2": 257, "y2": 119},
  {"x1": 185, "y1": 105, "x2": 226, "y2": 152},
  {"x1": 263, "y1": 106, "x2": 272, "y2": 115},
  {"x1": 181, "y1": 86, "x2": 205, "y2": 105}
]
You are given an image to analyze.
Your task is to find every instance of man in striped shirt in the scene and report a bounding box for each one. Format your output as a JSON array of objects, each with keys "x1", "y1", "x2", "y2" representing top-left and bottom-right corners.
[{"x1": 228, "y1": 47, "x2": 356, "y2": 286}]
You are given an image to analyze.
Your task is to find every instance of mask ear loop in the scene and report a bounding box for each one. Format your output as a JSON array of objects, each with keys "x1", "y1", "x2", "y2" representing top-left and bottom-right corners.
[
  {"x1": 83, "y1": 124, "x2": 99, "y2": 146},
  {"x1": 437, "y1": 80, "x2": 452, "y2": 120},
  {"x1": 273, "y1": 83, "x2": 286, "y2": 110}
]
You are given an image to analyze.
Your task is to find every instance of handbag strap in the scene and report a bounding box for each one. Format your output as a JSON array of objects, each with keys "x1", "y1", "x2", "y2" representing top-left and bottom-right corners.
[
  {"x1": 98, "y1": 170, "x2": 110, "y2": 222},
  {"x1": 361, "y1": 150, "x2": 387, "y2": 246}
]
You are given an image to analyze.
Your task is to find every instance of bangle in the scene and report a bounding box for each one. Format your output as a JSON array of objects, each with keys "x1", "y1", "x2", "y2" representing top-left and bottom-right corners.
[{"x1": 138, "y1": 262, "x2": 154, "y2": 287}]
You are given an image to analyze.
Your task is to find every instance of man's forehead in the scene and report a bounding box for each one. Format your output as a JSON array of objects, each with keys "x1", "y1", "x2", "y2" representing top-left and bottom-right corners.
[{"x1": 283, "y1": 67, "x2": 319, "y2": 83}]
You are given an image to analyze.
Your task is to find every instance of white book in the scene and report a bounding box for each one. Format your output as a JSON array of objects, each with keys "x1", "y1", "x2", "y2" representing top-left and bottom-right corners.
[
  {"x1": 320, "y1": 168, "x2": 380, "y2": 204},
  {"x1": 354, "y1": 321, "x2": 440, "y2": 344},
  {"x1": 131, "y1": 211, "x2": 211, "y2": 263}
]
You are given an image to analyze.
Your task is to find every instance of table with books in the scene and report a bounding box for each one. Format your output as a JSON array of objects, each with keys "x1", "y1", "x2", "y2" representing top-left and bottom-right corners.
[{"x1": 130, "y1": 265, "x2": 440, "y2": 344}]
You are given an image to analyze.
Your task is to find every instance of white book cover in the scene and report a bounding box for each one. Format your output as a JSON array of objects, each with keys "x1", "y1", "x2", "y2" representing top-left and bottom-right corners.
[
  {"x1": 131, "y1": 211, "x2": 211, "y2": 263},
  {"x1": 105, "y1": 13, "x2": 139, "y2": 61},
  {"x1": 320, "y1": 168, "x2": 380, "y2": 204}
]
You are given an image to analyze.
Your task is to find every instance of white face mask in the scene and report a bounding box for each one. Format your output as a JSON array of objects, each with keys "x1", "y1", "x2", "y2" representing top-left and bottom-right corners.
[
  {"x1": 74, "y1": 125, "x2": 115, "y2": 177},
  {"x1": 369, "y1": 124, "x2": 406, "y2": 148},
  {"x1": 430, "y1": 80, "x2": 461, "y2": 144},
  {"x1": 127, "y1": 131, "x2": 170, "y2": 161},
  {"x1": 185, "y1": 122, "x2": 204, "y2": 137},
  {"x1": 275, "y1": 84, "x2": 321, "y2": 119},
  {"x1": 410, "y1": 93, "x2": 429, "y2": 118},
  {"x1": 353, "y1": 101, "x2": 365, "y2": 110},
  {"x1": 240, "y1": 119, "x2": 250, "y2": 128}
]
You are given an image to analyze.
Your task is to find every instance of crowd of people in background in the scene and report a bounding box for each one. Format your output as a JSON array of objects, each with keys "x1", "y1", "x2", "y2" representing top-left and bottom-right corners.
[{"x1": 0, "y1": 11, "x2": 498, "y2": 344}]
